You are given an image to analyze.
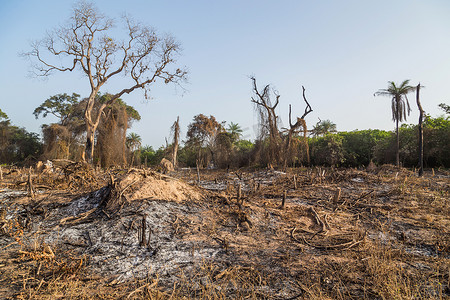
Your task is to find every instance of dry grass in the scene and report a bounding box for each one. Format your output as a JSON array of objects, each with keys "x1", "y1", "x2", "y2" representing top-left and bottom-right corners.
[{"x1": 0, "y1": 165, "x2": 448, "y2": 299}]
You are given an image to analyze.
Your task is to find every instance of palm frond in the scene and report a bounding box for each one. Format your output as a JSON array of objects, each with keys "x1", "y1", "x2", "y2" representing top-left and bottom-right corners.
[
  {"x1": 374, "y1": 89, "x2": 391, "y2": 97},
  {"x1": 377, "y1": 80, "x2": 415, "y2": 123}
]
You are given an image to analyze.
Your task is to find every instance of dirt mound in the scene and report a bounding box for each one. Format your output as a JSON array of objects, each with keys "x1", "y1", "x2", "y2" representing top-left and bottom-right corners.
[{"x1": 113, "y1": 169, "x2": 203, "y2": 203}]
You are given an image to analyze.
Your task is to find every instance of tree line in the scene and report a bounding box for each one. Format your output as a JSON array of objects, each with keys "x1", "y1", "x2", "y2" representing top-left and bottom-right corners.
[
  {"x1": 168, "y1": 105, "x2": 449, "y2": 169},
  {"x1": 1, "y1": 97, "x2": 448, "y2": 169}
]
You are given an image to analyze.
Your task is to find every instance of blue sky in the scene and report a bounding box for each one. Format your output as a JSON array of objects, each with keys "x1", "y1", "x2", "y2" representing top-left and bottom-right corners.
[{"x1": 0, "y1": 0, "x2": 449, "y2": 148}]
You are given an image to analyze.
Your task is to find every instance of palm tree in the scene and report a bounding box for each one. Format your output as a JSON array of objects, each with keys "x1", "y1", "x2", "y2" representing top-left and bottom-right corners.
[
  {"x1": 126, "y1": 132, "x2": 142, "y2": 166},
  {"x1": 226, "y1": 122, "x2": 243, "y2": 143},
  {"x1": 375, "y1": 80, "x2": 415, "y2": 167},
  {"x1": 311, "y1": 119, "x2": 337, "y2": 137},
  {"x1": 0, "y1": 108, "x2": 8, "y2": 121}
]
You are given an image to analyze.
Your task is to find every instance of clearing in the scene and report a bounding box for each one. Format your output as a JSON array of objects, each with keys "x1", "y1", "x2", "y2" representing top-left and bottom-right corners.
[{"x1": 0, "y1": 164, "x2": 448, "y2": 299}]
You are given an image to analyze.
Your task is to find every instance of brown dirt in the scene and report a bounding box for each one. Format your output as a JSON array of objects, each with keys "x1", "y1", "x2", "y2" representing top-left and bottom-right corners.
[{"x1": 115, "y1": 168, "x2": 203, "y2": 203}]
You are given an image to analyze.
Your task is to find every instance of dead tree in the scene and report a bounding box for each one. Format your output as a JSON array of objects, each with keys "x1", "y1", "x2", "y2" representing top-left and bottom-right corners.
[
  {"x1": 251, "y1": 77, "x2": 282, "y2": 166},
  {"x1": 284, "y1": 86, "x2": 313, "y2": 167},
  {"x1": 96, "y1": 102, "x2": 129, "y2": 167},
  {"x1": 24, "y1": 2, "x2": 187, "y2": 164},
  {"x1": 171, "y1": 116, "x2": 180, "y2": 168},
  {"x1": 416, "y1": 83, "x2": 424, "y2": 177}
]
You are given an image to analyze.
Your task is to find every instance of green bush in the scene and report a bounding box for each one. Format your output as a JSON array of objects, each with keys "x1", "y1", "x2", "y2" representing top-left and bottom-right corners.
[
  {"x1": 0, "y1": 121, "x2": 42, "y2": 165},
  {"x1": 308, "y1": 114, "x2": 449, "y2": 168},
  {"x1": 340, "y1": 130, "x2": 391, "y2": 167},
  {"x1": 309, "y1": 134, "x2": 344, "y2": 166},
  {"x1": 140, "y1": 145, "x2": 166, "y2": 166}
]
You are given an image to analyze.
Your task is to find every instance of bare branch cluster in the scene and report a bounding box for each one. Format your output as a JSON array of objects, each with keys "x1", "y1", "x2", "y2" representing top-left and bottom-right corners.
[
  {"x1": 23, "y1": 2, "x2": 187, "y2": 163},
  {"x1": 251, "y1": 77, "x2": 313, "y2": 167},
  {"x1": 250, "y1": 77, "x2": 280, "y2": 142}
]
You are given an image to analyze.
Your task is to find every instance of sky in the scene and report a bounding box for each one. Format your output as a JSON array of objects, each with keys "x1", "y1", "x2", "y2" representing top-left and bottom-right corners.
[{"x1": 0, "y1": 0, "x2": 449, "y2": 148}]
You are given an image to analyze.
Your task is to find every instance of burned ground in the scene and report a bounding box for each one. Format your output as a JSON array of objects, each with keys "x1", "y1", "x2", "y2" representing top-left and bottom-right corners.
[{"x1": 0, "y1": 165, "x2": 449, "y2": 299}]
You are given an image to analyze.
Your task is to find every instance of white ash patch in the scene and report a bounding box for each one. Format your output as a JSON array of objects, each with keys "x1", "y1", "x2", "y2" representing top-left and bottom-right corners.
[
  {"x1": 0, "y1": 188, "x2": 27, "y2": 200},
  {"x1": 36, "y1": 195, "x2": 222, "y2": 283},
  {"x1": 197, "y1": 170, "x2": 289, "y2": 192}
]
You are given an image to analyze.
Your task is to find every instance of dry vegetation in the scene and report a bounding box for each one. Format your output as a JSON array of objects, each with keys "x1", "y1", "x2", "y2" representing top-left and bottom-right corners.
[{"x1": 0, "y1": 164, "x2": 449, "y2": 299}]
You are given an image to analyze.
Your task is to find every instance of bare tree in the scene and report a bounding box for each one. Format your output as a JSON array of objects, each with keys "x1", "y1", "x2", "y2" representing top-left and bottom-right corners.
[
  {"x1": 24, "y1": 2, "x2": 187, "y2": 163},
  {"x1": 284, "y1": 86, "x2": 313, "y2": 167},
  {"x1": 250, "y1": 77, "x2": 281, "y2": 166}
]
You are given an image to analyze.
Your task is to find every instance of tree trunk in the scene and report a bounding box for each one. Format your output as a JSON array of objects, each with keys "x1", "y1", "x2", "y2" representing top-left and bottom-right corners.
[
  {"x1": 122, "y1": 117, "x2": 128, "y2": 167},
  {"x1": 416, "y1": 84, "x2": 424, "y2": 176},
  {"x1": 130, "y1": 149, "x2": 135, "y2": 166},
  {"x1": 172, "y1": 116, "x2": 180, "y2": 168},
  {"x1": 85, "y1": 125, "x2": 95, "y2": 164},
  {"x1": 172, "y1": 143, "x2": 179, "y2": 168},
  {"x1": 83, "y1": 91, "x2": 117, "y2": 165},
  {"x1": 84, "y1": 91, "x2": 99, "y2": 165},
  {"x1": 396, "y1": 118, "x2": 400, "y2": 168}
]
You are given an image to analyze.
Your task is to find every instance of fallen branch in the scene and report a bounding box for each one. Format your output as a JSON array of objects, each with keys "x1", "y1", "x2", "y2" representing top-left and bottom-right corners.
[
  {"x1": 334, "y1": 190, "x2": 374, "y2": 212},
  {"x1": 34, "y1": 185, "x2": 52, "y2": 190},
  {"x1": 63, "y1": 241, "x2": 88, "y2": 248},
  {"x1": 59, "y1": 207, "x2": 97, "y2": 225},
  {"x1": 301, "y1": 235, "x2": 364, "y2": 250},
  {"x1": 118, "y1": 179, "x2": 140, "y2": 200},
  {"x1": 291, "y1": 227, "x2": 303, "y2": 243},
  {"x1": 352, "y1": 190, "x2": 374, "y2": 207},
  {"x1": 290, "y1": 227, "x2": 317, "y2": 243},
  {"x1": 126, "y1": 279, "x2": 158, "y2": 299},
  {"x1": 308, "y1": 207, "x2": 326, "y2": 233},
  {"x1": 291, "y1": 227, "x2": 365, "y2": 250},
  {"x1": 323, "y1": 214, "x2": 331, "y2": 230}
]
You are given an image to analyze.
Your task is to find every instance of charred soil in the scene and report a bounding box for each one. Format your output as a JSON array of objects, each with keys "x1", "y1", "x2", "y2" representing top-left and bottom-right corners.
[{"x1": 0, "y1": 165, "x2": 449, "y2": 299}]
